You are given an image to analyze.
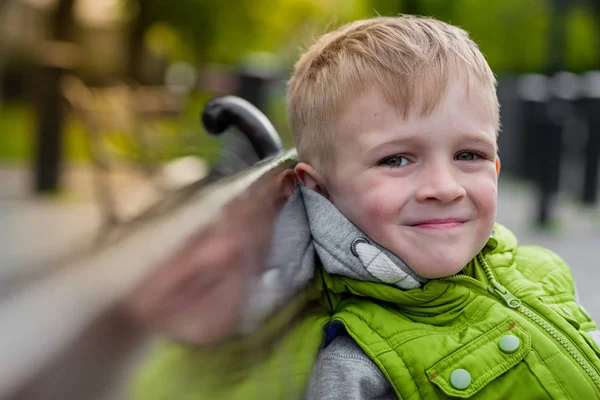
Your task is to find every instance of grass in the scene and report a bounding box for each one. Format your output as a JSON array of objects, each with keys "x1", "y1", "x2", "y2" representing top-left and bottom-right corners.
[{"x1": 0, "y1": 104, "x2": 40, "y2": 161}]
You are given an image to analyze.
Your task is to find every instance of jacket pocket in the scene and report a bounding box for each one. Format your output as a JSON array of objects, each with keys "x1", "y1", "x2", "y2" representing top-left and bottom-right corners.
[{"x1": 426, "y1": 320, "x2": 531, "y2": 398}]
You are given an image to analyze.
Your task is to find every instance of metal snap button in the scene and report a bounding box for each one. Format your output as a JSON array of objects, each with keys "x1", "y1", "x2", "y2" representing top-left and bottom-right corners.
[
  {"x1": 450, "y1": 368, "x2": 471, "y2": 390},
  {"x1": 499, "y1": 334, "x2": 521, "y2": 353}
]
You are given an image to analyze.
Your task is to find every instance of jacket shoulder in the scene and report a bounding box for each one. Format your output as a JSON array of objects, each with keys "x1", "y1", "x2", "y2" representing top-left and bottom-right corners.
[
  {"x1": 491, "y1": 223, "x2": 575, "y2": 297},
  {"x1": 514, "y1": 244, "x2": 575, "y2": 298}
]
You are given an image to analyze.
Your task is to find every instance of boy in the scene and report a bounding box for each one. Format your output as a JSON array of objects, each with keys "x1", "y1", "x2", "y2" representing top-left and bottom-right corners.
[{"x1": 130, "y1": 15, "x2": 600, "y2": 399}]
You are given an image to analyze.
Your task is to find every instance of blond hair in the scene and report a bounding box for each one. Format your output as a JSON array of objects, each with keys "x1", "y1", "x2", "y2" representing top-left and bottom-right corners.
[{"x1": 287, "y1": 15, "x2": 499, "y2": 172}]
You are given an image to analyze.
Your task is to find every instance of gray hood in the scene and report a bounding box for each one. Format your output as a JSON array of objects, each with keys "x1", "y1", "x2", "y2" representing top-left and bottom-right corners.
[{"x1": 239, "y1": 185, "x2": 427, "y2": 334}]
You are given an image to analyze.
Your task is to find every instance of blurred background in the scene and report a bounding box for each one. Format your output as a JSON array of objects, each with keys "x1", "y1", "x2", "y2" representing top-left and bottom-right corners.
[{"x1": 1, "y1": 0, "x2": 600, "y2": 398}]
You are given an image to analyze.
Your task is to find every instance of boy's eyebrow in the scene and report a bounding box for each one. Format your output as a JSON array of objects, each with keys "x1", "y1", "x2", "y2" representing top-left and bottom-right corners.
[
  {"x1": 364, "y1": 132, "x2": 497, "y2": 157},
  {"x1": 363, "y1": 138, "x2": 414, "y2": 158},
  {"x1": 456, "y1": 133, "x2": 498, "y2": 151}
]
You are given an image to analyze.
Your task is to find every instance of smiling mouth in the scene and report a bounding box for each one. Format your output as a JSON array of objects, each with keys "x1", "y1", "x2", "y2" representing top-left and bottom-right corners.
[{"x1": 409, "y1": 219, "x2": 465, "y2": 230}]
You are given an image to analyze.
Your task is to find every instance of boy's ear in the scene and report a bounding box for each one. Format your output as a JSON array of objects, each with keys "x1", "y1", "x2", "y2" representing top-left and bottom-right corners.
[
  {"x1": 294, "y1": 162, "x2": 330, "y2": 198},
  {"x1": 277, "y1": 169, "x2": 298, "y2": 199},
  {"x1": 496, "y1": 156, "x2": 501, "y2": 176}
]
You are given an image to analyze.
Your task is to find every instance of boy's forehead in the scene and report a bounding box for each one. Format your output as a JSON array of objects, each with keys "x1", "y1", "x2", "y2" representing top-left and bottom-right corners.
[{"x1": 333, "y1": 81, "x2": 497, "y2": 148}]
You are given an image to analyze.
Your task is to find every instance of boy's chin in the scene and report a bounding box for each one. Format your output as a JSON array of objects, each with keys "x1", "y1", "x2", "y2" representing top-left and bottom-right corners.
[{"x1": 409, "y1": 257, "x2": 473, "y2": 279}]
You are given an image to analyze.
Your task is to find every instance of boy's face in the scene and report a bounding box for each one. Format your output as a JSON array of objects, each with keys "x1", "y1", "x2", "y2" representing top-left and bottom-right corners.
[{"x1": 309, "y1": 80, "x2": 498, "y2": 278}]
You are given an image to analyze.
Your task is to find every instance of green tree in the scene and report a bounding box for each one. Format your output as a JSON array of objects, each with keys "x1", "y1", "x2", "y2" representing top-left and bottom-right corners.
[
  {"x1": 135, "y1": 0, "x2": 370, "y2": 67},
  {"x1": 368, "y1": 0, "x2": 600, "y2": 74},
  {"x1": 564, "y1": 5, "x2": 600, "y2": 72}
]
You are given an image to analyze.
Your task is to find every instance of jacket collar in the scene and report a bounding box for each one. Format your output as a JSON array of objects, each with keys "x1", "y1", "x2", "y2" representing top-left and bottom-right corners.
[{"x1": 301, "y1": 186, "x2": 427, "y2": 289}]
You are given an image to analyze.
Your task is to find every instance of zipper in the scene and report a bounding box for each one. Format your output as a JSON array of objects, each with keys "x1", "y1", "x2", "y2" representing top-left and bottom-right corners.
[
  {"x1": 488, "y1": 279, "x2": 522, "y2": 309},
  {"x1": 446, "y1": 253, "x2": 600, "y2": 389}
]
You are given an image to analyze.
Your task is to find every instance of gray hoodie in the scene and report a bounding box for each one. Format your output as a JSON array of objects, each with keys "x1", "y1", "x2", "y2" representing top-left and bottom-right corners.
[{"x1": 239, "y1": 186, "x2": 428, "y2": 399}]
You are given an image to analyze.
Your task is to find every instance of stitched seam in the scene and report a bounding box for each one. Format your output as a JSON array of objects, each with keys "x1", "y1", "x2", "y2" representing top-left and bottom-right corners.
[
  {"x1": 338, "y1": 289, "x2": 492, "y2": 351},
  {"x1": 537, "y1": 262, "x2": 565, "y2": 285},
  {"x1": 431, "y1": 324, "x2": 529, "y2": 396},
  {"x1": 338, "y1": 310, "x2": 394, "y2": 357},
  {"x1": 541, "y1": 349, "x2": 569, "y2": 363},
  {"x1": 386, "y1": 296, "x2": 494, "y2": 347},
  {"x1": 341, "y1": 310, "x2": 428, "y2": 399},
  {"x1": 527, "y1": 349, "x2": 574, "y2": 400},
  {"x1": 541, "y1": 294, "x2": 577, "y2": 303},
  {"x1": 537, "y1": 347, "x2": 600, "y2": 396},
  {"x1": 432, "y1": 320, "x2": 511, "y2": 373}
]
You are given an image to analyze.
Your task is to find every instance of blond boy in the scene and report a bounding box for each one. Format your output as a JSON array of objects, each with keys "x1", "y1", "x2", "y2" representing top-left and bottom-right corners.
[{"x1": 131, "y1": 15, "x2": 600, "y2": 399}]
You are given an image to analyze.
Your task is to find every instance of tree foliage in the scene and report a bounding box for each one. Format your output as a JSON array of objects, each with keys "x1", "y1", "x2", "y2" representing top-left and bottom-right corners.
[
  {"x1": 398, "y1": 0, "x2": 599, "y2": 73},
  {"x1": 134, "y1": 0, "x2": 600, "y2": 74},
  {"x1": 139, "y1": 0, "x2": 369, "y2": 66}
]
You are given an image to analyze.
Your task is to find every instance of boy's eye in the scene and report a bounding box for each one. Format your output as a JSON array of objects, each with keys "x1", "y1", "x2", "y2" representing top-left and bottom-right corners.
[
  {"x1": 381, "y1": 156, "x2": 410, "y2": 168},
  {"x1": 455, "y1": 151, "x2": 480, "y2": 161}
]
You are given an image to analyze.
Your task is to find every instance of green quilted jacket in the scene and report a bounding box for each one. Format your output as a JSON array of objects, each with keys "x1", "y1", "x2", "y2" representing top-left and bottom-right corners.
[{"x1": 132, "y1": 224, "x2": 600, "y2": 399}]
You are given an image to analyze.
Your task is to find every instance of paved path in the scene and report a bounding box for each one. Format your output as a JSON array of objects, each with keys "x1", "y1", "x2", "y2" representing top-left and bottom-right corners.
[
  {"x1": 0, "y1": 158, "x2": 207, "y2": 287},
  {"x1": 0, "y1": 164, "x2": 101, "y2": 286}
]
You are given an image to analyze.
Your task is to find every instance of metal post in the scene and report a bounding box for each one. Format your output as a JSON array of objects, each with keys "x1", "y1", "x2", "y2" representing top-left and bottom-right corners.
[
  {"x1": 536, "y1": 99, "x2": 563, "y2": 225},
  {"x1": 33, "y1": 66, "x2": 65, "y2": 193},
  {"x1": 517, "y1": 74, "x2": 549, "y2": 181},
  {"x1": 578, "y1": 71, "x2": 600, "y2": 205},
  {"x1": 532, "y1": 0, "x2": 570, "y2": 227},
  {"x1": 32, "y1": 0, "x2": 74, "y2": 193},
  {"x1": 536, "y1": 72, "x2": 576, "y2": 226},
  {"x1": 582, "y1": 115, "x2": 600, "y2": 204}
]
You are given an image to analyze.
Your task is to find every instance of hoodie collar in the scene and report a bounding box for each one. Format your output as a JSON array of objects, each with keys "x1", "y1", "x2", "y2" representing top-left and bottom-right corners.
[{"x1": 300, "y1": 186, "x2": 427, "y2": 289}]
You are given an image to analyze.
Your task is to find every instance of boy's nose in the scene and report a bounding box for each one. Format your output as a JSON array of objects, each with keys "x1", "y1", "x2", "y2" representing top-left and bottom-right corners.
[{"x1": 415, "y1": 164, "x2": 466, "y2": 204}]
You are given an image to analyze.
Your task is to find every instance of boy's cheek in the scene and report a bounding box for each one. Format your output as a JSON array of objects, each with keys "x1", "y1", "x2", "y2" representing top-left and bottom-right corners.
[
  {"x1": 338, "y1": 188, "x2": 399, "y2": 230},
  {"x1": 468, "y1": 180, "x2": 498, "y2": 230},
  {"x1": 364, "y1": 197, "x2": 398, "y2": 225},
  {"x1": 475, "y1": 177, "x2": 498, "y2": 205}
]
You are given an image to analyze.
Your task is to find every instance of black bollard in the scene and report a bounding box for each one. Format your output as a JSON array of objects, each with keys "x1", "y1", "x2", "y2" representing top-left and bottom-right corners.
[
  {"x1": 517, "y1": 74, "x2": 550, "y2": 182},
  {"x1": 536, "y1": 106, "x2": 563, "y2": 225},
  {"x1": 33, "y1": 66, "x2": 66, "y2": 193},
  {"x1": 237, "y1": 69, "x2": 277, "y2": 113},
  {"x1": 518, "y1": 73, "x2": 574, "y2": 227},
  {"x1": 578, "y1": 71, "x2": 600, "y2": 205},
  {"x1": 536, "y1": 72, "x2": 577, "y2": 226}
]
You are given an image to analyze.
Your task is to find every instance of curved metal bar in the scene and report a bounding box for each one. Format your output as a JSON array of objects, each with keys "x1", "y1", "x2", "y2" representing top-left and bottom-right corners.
[{"x1": 201, "y1": 96, "x2": 284, "y2": 160}]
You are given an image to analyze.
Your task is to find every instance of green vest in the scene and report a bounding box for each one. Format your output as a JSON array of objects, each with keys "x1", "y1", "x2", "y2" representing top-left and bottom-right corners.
[
  {"x1": 324, "y1": 224, "x2": 600, "y2": 399},
  {"x1": 132, "y1": 224, "x2": 600, "y2": 399}
]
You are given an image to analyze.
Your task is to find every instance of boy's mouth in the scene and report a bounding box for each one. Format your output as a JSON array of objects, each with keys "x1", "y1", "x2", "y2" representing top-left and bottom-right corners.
[{"x1": 408, "y1": 218, "x2": 465, "y2": 230}]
